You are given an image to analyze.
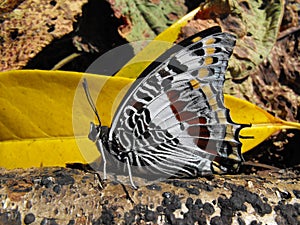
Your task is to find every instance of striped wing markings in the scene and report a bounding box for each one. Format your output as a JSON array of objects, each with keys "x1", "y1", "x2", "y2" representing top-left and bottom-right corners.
[
  {"x1": 130, "y1": 33, "x2": 236, "y2": 144},
  {"x1": 127, "y1": 79, "x2": 229, "y2": 165},
  {"x1": 121, "y1": 34, "x2": 236, "y2": 164},
  {"x1": 110, "y1": 27, "x2": 241, "y2": 175},
  {"x1": 124, "y1": 34, "x2": 232, "y2": 134},
  {"x1": 109, "y1": 26, "x2": 224, "y2": 137},
  {"x1": 146, "y1": 74, "x2": 237, "y2": 142}
]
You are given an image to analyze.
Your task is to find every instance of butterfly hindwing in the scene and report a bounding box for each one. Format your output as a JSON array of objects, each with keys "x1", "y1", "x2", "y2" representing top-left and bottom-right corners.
[{"x1": 109, "y1": 26, "x2": 242, "y2": 177}]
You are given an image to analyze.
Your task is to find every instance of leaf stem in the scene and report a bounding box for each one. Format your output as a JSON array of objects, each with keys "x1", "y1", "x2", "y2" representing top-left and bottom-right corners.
[
  {"x1": 51, "y1": 53, "x2": 81, "y2": 70},
  {"x1": 280, "y1": 120, "x2": 300, "y2": 130}
]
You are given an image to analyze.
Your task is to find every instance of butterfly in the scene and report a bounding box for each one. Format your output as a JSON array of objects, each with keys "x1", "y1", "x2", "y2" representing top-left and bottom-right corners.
[{"x1": 83, "y1": 26, "x2": 243, "y2": 189}]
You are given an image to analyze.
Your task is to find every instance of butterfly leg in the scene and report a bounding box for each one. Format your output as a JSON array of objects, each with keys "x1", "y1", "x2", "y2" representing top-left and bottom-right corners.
[
  {"x1": 125, "y1": 157, "x2": 138, "y2": 189},
  {"x1": 96, "y1": 140, "x2": 107, "y2": 180},
  {"x1": 88, "y1": 122, "x2": 107, "y2": 180}
]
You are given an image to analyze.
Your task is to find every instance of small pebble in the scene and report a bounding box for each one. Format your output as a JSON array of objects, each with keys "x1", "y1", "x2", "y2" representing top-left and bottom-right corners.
[
  {"x1": 53, "y1": 185, "x2": 61, "y2": 194},
  {"x1": 24, "y1": 213, "x2": 35, "y2": 224}
]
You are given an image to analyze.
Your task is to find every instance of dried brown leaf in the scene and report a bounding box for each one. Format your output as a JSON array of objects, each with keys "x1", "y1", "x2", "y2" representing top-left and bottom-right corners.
[{"x1": 0, "y1": 0, "x2": 88, "y2": 71}]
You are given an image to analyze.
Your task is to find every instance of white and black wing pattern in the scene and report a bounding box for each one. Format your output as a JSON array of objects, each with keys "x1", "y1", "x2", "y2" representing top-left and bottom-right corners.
[{"x1": 109, "y1": 26, "x2": 242, "y2": 178}]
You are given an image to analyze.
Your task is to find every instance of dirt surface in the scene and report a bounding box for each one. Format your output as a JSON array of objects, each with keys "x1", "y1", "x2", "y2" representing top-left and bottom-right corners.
[
  {"x1": 0, "y1": 167, "x2": 299, "y2": 224},
  {"x1": 0, "y1": 0, "x2": 90, "y2": 71}
]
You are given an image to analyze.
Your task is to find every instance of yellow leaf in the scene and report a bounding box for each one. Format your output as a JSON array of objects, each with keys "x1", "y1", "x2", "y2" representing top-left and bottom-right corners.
[
  {"x1": 0, "y1": 70, "x2": 133, "y2": 169},
  {"x1": 224, "y1": 95, "x2": 300, "y2": 153},
  {"x1": 1, "y1": 70, "x2": 300, "y2": 170}
]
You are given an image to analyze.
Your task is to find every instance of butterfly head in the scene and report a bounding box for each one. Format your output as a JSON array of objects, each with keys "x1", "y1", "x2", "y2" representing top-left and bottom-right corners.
[
  {"x1": 82, "y1": 78, "x2": 106, "y2": 141},
  {"x1": 88, "y1": 122, "x2": 102, "y2": 142}
]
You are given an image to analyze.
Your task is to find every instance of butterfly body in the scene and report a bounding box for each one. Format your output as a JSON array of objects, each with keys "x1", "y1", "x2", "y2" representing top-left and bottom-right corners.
[{"x1": 84, "y1": 27, "x2": 243, "y2": 189}]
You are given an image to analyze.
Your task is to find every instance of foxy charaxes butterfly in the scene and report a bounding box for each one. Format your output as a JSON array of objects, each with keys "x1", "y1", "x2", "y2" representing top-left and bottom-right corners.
[{"x1": 83, "y1": 26, "x2": 243, "y2": 189}]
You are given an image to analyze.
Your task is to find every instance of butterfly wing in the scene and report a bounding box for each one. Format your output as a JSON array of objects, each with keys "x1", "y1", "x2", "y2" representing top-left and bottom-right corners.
[{"x1": 109, "y1": 27, "x2": 242, "y2": 177}]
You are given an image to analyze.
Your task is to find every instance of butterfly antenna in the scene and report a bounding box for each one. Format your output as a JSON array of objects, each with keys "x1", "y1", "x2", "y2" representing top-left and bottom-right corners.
[{"x1": 82, "y1": 78, "x2": 102, "y2": 126}]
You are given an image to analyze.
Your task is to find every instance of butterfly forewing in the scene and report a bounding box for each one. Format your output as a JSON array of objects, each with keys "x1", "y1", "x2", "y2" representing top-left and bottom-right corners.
[{"x1": 109, "y1": 27, "x2": 242, "y2": 178}]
